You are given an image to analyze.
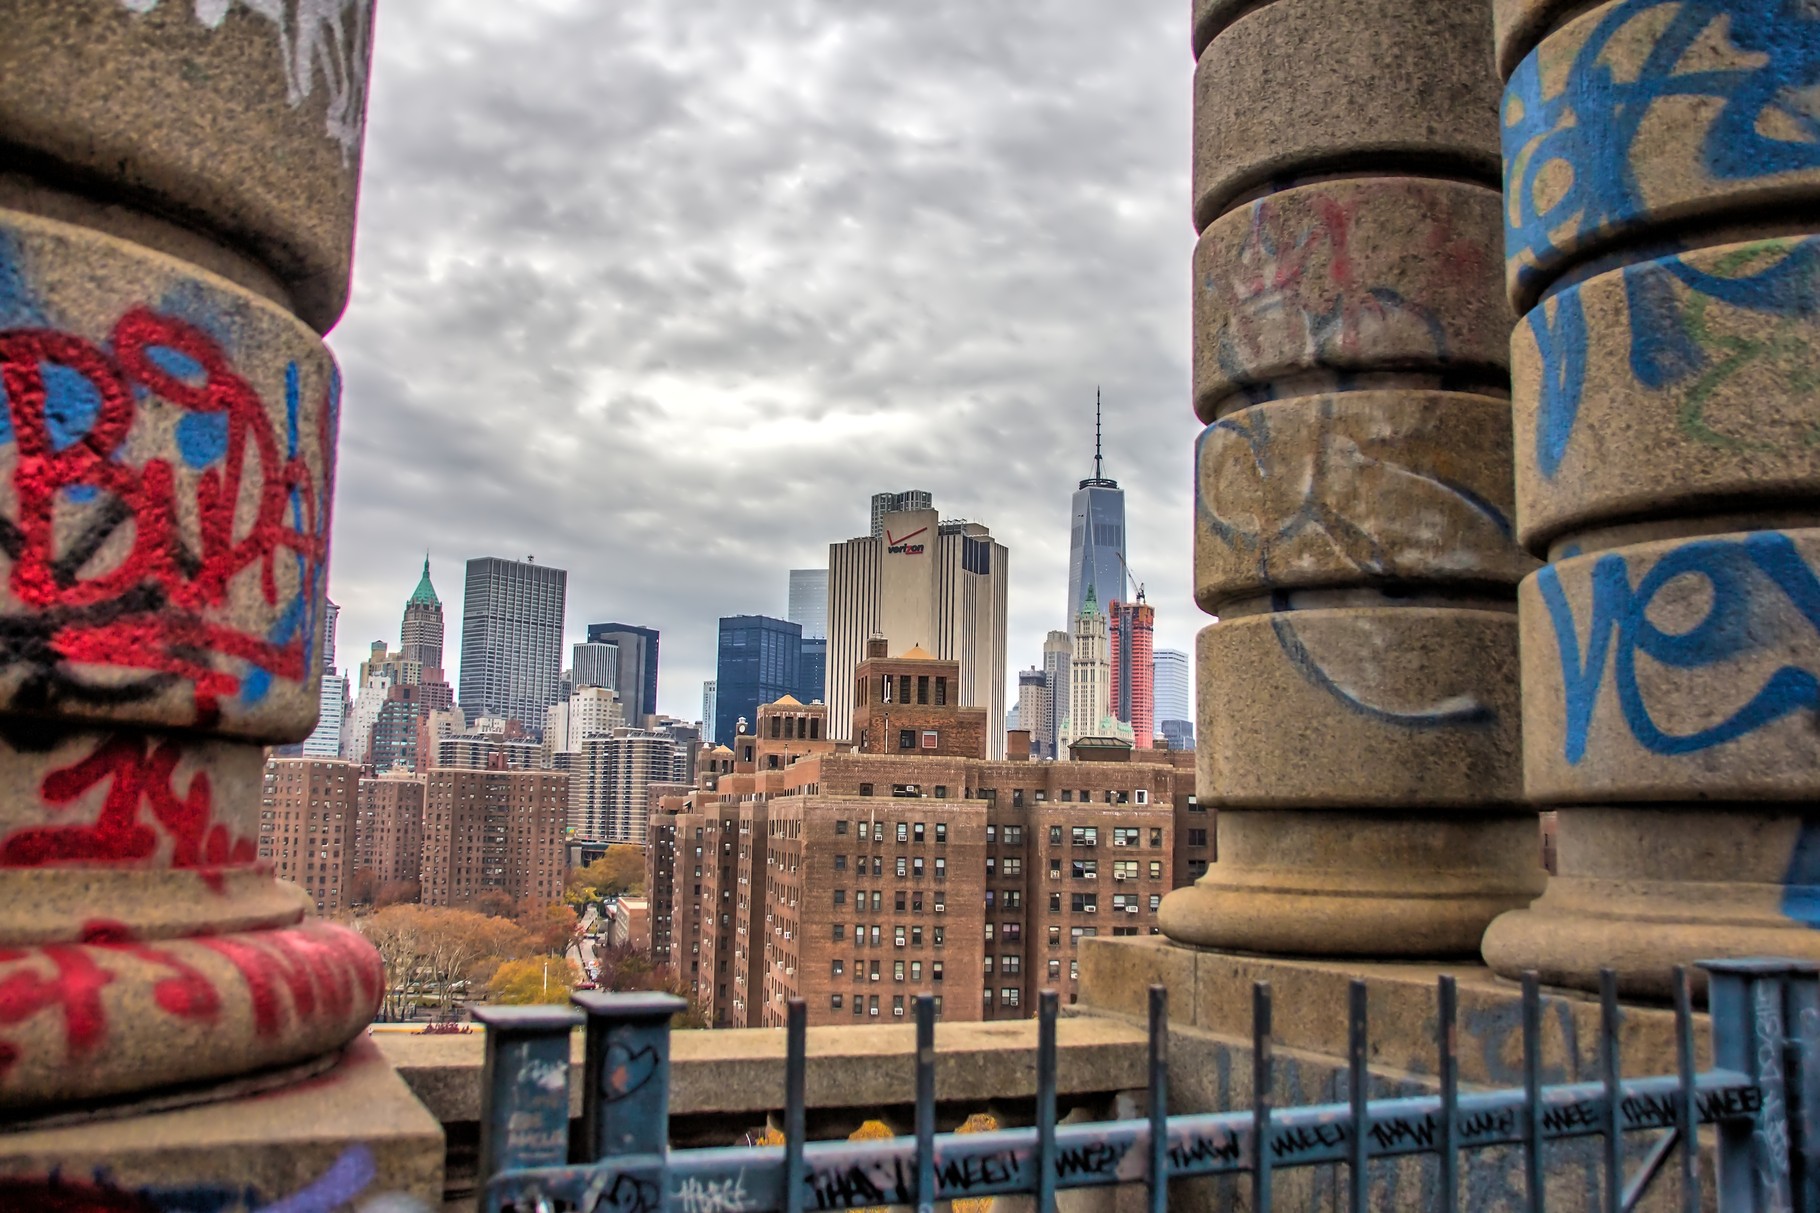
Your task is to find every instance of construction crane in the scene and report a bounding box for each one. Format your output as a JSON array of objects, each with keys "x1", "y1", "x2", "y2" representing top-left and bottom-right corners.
[{"x1": 1115, "y1": 551, "x2": 1145, "y2": 605}]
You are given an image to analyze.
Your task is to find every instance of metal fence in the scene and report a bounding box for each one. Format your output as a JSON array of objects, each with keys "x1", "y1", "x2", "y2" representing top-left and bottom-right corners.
[{"x1": 476, "y1": 959, "x2": 1818, "y2": 1213}]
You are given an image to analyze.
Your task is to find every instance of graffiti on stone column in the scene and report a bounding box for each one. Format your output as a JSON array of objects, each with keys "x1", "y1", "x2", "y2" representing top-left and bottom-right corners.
[
  {"x1": 1528, "y1": 237, "x2": 1820, "y2": 477},
  {"x1": 1270, "y1": 615, "x2": 1496, "y2": 729},
  {"x1": 1503, "y1": 0, "x2": 1820, "y2": 294},
  {"x1": 1205, "y1": 188, "x2": 1469, "y2": 405},
  {"x1": 0, "y1": 734, "x2": 258, "y2": 870},
  {"x1": 0, "y1": 244, "x2": 336, "y2": 728},
  {"x1": 1197, "y1": 397, "x2": 1516, "y2": 585},
  {"x1": 1538, "y1": 531, "x2": 1820, "y2": 761},
  {"x1": 114, "y1": 0, "x2": 373, "y2": 165}
]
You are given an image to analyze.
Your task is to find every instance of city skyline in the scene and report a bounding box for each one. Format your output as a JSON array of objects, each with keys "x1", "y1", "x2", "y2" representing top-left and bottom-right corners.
[{"x1": 318, "y1": 0, "x2": 1199, "y2": 726}]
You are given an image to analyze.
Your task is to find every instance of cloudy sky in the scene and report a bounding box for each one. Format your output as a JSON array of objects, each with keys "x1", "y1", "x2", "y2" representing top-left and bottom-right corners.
[{"x1": 325, "y1": 0, "x2": 1201, "y2": 721}]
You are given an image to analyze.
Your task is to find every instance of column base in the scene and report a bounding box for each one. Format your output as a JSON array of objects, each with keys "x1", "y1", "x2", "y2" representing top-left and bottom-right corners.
[
  {"x1": 1483, "y1": 807, "x2": 1820, "y2": 1000},
  {"x1": 0, "y1": 1036, "x2": 444, "y2": 1209},
  {"x1": 1159, "y1": 811, "x2": 1545, "y2": 957}
]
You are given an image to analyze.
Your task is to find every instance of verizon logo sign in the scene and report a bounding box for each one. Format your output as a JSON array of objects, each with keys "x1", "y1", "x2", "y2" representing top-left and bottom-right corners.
[{"x1": 885, "y1": 526, "x2": 927, "y2": 555}]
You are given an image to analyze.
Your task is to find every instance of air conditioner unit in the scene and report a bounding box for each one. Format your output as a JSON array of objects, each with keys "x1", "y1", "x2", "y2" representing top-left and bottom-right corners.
[
  {"x1": 1084, "y1": 905, "x2": 1096, "y2": 913},
  {"x1": 1126, "y1": 905, "x2": 1139, "y2": 914},
  {"x1": 894, "y1": 1007, "x2": 904, "y2": 1017},
  {"x1": 1114, "y1": 873, "x2": 1127, "y2": 881}
]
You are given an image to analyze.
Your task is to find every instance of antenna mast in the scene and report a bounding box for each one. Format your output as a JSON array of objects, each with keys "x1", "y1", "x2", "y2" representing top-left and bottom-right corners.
[{"x1": 1094, "y1": 388, "x2": 1103, "y2": 481}]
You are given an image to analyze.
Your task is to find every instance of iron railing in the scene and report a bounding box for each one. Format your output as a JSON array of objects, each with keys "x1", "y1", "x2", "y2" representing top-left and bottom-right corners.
[{"x1": 476, "y1": 959, "x2": 1819, "y2": 1213}]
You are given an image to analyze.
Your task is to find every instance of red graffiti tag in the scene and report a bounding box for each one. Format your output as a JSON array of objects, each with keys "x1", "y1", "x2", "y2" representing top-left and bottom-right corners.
[
  {"x1": 0, "y1": 734, "x2": 258, "y2": 869},
  {"x1": 0, "y1": 307, "x2": 334, "y2": 722},
  {"x1": 197, "y1": 924, "x2": 382, "y2": 1038}
]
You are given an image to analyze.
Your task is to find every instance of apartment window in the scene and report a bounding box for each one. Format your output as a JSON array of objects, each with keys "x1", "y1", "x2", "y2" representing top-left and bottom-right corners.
[
  {"x1": 897, "y1": 822, "x2": 909, "y2": 843},
  {"x1": 1071, "y1": 960, "x2": 1080, "y2": 981},
  {"x1": 933, "y1": 926, "x2": 945, "y2": 947},
  {"x1": 1003, "y1": 922, "x2": 1021, "y2": 941},
  {"x1": 836, "y1": 820, "x2": 849, "y2": 835},
  {"x1": 894, "y1": 960, "x2": 905, "y2": 982},
  {"x1": 1189, "y1": 795, "x2": 1204, "y2": 813},
  {"x1": 1150, "y1": 829, "x2": 1164, "y2": 847},
  {"x1": 858, "y1": 821, "x2": 871, "y2": 842},
  {"x1": 859, "y1": 783, "x2": 874, "y2": 797},
  {"x1": 1048, "y1": 959, "x2": 1062, "y2": 980},
  {"x1": 833, "y1": 924, "x2": 845, "y2": 941},
  {"x1": 1072, "y1": 859, "x2": 1098, "y2": 879},
  {"x1": 870, "y1": 925, "x2": 882, "y2": 946},
  {"x1": 873, "y1": 856, "x2": 884, "y2": 876},
  {"x1": 871, "y1": 960, "x2": 881, "y2": 981},
  {"x1": 853, "y1": 996, "x2": 865, "y2": 1018},
  {"x1": 1149, "y1": 861, "x2": 1164, "y2": 878},
  {"x1": 1112, "y1": 893, "x2": 1138, "y2": 913},
  {"x1": 1049, "y1": 926, "x2": 1062, "y2": 949},
  {"x1": 1049, "y1": 860, "x2": 1062, "y2": 879},
  {"x1": 899, "y1": 729, "x2": 916, "y2": 750},
  {"x1": 895, "y1": 891, "x2": 906, "y2": 911},
  {"x1": 1113, "y1": 860, "x2": 1139, "y2": 880},
  {"x1": 1135, "y1": 789, "x2": 1150, "y2": 805},
  {"x1": 1060, "y1": 790, "x2": 1073, "y2": 803},
  {"x1": 1114, "y1": 827, "x2": 1141, "y2": 847},
  {"x1": 832, "y1": 960, "x2": 844, "y2": 978},
  {"x1": 1011, "y1": 788, "x2": 1024, "y2": 808},
  {"x1": 892, "y1": 856, "x2": 906, "y2": 878},
  {"x1": 1071, "y1": 893, "x2": 1097, "y2": 912},
  {"x1": 985, "y1": 923, "x2": 994, "y2": 942},
  {"x1": 1003, "y1": 857, "x2": 1022, "y2": 877},
  {"x1": 932, "y1": 961, "x2": 944, "y2": 983},
  {"x1": 1149, "y1": 894, "x2": 1163, "y2": 911},
  {"x1": 1003, "y1": 890, "x2": 1022, "y2": 909},
  {"x1": 1049, "y1": 826, "x2": 1062, "y2": 845},
  {"x1": 1072, "y1": 826, "x2": 1099, "y2": 847},
  {"x1": 1188, "y1": 829, "x2": 1208, "y2": 847},
  {"x1": 912, "y1": 892, "x2": 924, "y2": 913},
  {"x1": 934, "y1": 858, "x2": 946, "y2": 879},
  {"x1": 913, "y1": 857, "x2": 925, "y2": 877},
  {"x1": 894, "y1": 926, "x2": 906, "y2": 948},
  {"x1": 911, "y1": 961, "x2": 922, "y2": 981},
  {"x1": 935, "y1": 823, "x2": 947, "y2": 843},
  {"x1": 986, "y1": 825, "x2": 997, "y2": 845},
  {"x1": 834, "y1": 855, "x2": 847, "y2": 871},
  {"x1": 912, "y1": 925, "x2": 924, "y2": 946},
  {"x1": 984, "y1": 956, "x2": 994, "y2": 974},
  {"x1": 893, "y1": 995, "x2": 906, "y2": 1017},
  {"x1": 831, "y1": 994, "x2": 843, "y2": 1010},
  {"x1": 833, "y1": 889, "x2": 846, "y2": 906},
  {"x1": 869, "y1": 995, "x2": 880, "y2": 1017},
  {"x1": 1001, "y1": 988, "x2": 1021, "y2": 1008},
  {"x1": 933, "y1": 787, "x2": 947, "y2": 799},
  {"x1": 1003, "y1": 826, "x2": 1023, "y2": 846},
  {"x1": 1071, "y1": 926, "x2": 1097, "y2": 944}
]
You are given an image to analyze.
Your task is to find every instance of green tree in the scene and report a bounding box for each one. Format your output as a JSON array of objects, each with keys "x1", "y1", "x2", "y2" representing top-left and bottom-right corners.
[{"x1": 564, "y1": 846, "x2": 646, "y2": 909}]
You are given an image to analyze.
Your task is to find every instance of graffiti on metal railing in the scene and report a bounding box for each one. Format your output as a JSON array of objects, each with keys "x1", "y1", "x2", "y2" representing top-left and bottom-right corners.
[{"x1": 477, "y1": 959, "x2": 1820, "y2": 1213}]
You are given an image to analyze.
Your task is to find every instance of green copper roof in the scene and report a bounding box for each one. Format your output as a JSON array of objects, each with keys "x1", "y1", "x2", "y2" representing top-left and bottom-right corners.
[{"x1": 407, "y1": 557, "x2": 440, "y2": 607}]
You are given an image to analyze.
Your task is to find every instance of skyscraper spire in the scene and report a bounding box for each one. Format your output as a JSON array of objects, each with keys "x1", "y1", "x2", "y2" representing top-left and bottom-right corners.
[{"x1": 1094, "y1": 387, "x2": 1103, "y2": 481}]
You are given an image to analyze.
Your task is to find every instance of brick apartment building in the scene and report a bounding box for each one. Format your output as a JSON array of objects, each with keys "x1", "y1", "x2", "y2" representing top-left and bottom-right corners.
[
  {"x1": 420, "y1": 767, "x2": 568, "y2": 907},
  {"x1": 652, "y1": 643, "x2": 1208, "y2": 1028},
  {"x1": 355, "y1": 769, "x2": 426, "y2": 890},
  {"x1": 260, "y1": 757, "x2": 359, "y2": 914}
]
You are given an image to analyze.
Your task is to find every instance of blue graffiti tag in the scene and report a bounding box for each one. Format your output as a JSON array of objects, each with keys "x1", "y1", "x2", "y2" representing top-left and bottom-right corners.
[
  {"x1": 1527, "y1": 289, "x2": 1587, "y2": 479},
  {"x1": 1271, "y1": 615, "x2": 1496, "y2": 730},
  {"x1": 1539, "y1": 531, "x2": 1820, "y2": 762},
  {"x1": 1504, "y1": 0, "x2": 1820, "y2": 292}
]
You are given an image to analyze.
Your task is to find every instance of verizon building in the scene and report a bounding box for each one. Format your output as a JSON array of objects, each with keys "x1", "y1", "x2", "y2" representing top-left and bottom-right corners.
[{"x1": 827, "y1": 502, "x2": 1009, "y2": 757}]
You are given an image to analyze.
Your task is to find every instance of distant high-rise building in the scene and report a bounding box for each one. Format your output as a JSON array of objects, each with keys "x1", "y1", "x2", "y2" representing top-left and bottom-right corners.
[
  {"x1": 301, "y1": 672, "x2": 348, "y2": 759},
  {"x1": 1109, "y1": 597, "x2": 1156, "y2": 748},
  {"x1": 586, "y1": 623, "x2": 659, "y2": 725},
  {"x1": 419, "y1": 767, "x2": 567, "y2": 908},
  {"x1": 259, "y1": 757, "x2": 358, "y2": 915},
  {"x1": 572, "y1": 641, "x2": 619, "y2": 692},
  {"x1": 1067, "y1": 392, "x2": 1126, "y2": 626},
  {"x1": 869, "y1": 489, "x2": 933, "y2": 538},
  {"x1": 320, "y1": 598, "x2": 340, "y2": 672},
  {"x1": 545, "y1": 683, "x2": 626, "y2": 754},
  {"x1": 1016, "y1": 667, "x2": 1048, "y2": 756},
  {"x1": 573, "y1": 728, "x2": 676, "y2": 844},
  {"x1": 1066, "y1": 587, "x2": 1111, "y2": 745},
  {"x1": 400, "y1": 557, "x2": 444, "y2": 670},
  {"x1": 1041, "y1": 630, "x2": 1072, "y2": 759},
  {"x1": 701, "y1": 680, "x2": 717, "y2": 744},
  {"x1": 715, "y1": 615, "x2": 804, "y2": 747},
  {"x1": 787, "y1": 569, "x2": 828, "y2": 639},
  {"x1": 1159, "y1": 719, "x2": 1196, "y2": 751},
  {"x1": 459, "y1": 557, "x2": 567, "y2": 732},
  {"x1": 1153, "y1": 648, "x2": 1191, "y2": 728},
  {"x1": 355, "y1": 770, "x2": 425, "y2": 893},
  {"x1": 797, "y1": 636, "x2": 827, "y2": 703},
  {"x1": 826, "y1": 501, "x2": 1009, "y2": 757}
]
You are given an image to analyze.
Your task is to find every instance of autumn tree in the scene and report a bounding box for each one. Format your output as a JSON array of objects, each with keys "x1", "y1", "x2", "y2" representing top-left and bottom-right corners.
[
  {"x1": 356, "y1": 905, "x2": 536, "y2": 1020},
  {"x1": 348, "y1": 866, "x2": 379, "y2": 908},
  {"x1": 517, "y1": 901, "x2": 579, "y2": 956},
  {"x1": 467, "y1": 889, "x2": 517, "y2": 919},
  {"x1": 375, "y1": 879, "x2": 420, "y2": 908},
  {"x1": 488, "y1": 956, "x2": 581, "y2": 1005},
  {"x1": 563, "y1": 846, "x2": 646, "y2": 909}
]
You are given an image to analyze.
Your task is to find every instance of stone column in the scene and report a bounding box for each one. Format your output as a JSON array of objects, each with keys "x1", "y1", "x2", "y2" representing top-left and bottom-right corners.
[
  {"x1": 1158, "y1": 0, "x2": 1545, "y2": 956},
  {"x1": 1481, "y1": 0, "x2": 1820, "y2": 997},
  {"x1": 0, "y1": 3, "x2": 382, "y2": 1111}
]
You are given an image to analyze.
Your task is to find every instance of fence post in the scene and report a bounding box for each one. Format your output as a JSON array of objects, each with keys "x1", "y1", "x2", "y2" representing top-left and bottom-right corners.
[
  {"x1": 1701, "y1": 959, "x2": 1820, "y2": 1213},
  {"x1": 570, "y1": 989, "x2": 687, "y2": 1212},
  {"x1": 474, "y1": 1005, "x2": 585, "y2": 1189}
]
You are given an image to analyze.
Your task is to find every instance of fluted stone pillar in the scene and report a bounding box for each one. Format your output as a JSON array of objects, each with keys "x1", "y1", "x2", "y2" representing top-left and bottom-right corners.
[
  {"x1": 1158, "y1": 0, "x2": 1546, "y2": 956},
  {"x1": 0, "y1": 2, "x2": 382, "y2": 1112},
  {"x1": 1481, "y1": 0, "x2": 1820, "y2": 997}
]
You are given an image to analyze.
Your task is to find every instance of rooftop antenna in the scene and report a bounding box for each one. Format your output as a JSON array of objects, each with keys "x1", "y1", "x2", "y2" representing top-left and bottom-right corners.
[{"x1": 1094, "y1": 387, "x2": 1104, "y2": 481}]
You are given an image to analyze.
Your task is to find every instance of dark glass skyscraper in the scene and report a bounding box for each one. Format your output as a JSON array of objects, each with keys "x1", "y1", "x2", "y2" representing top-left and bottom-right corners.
[
  {"x1": 1068, "y1": 393, "x2": 1127, "y2": 624},
  {"x1": 587, "y1": 622, "x2": 660, "y2": 725},
  {"x1": 715, "y1": 615, "x2": 804, "y2": 744}
]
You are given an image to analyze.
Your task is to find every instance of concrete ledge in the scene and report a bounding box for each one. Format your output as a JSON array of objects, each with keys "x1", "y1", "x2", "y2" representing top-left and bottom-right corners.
[{"x1": 378, "y1": 1016, "x2": 1151, "y2": 1127}]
